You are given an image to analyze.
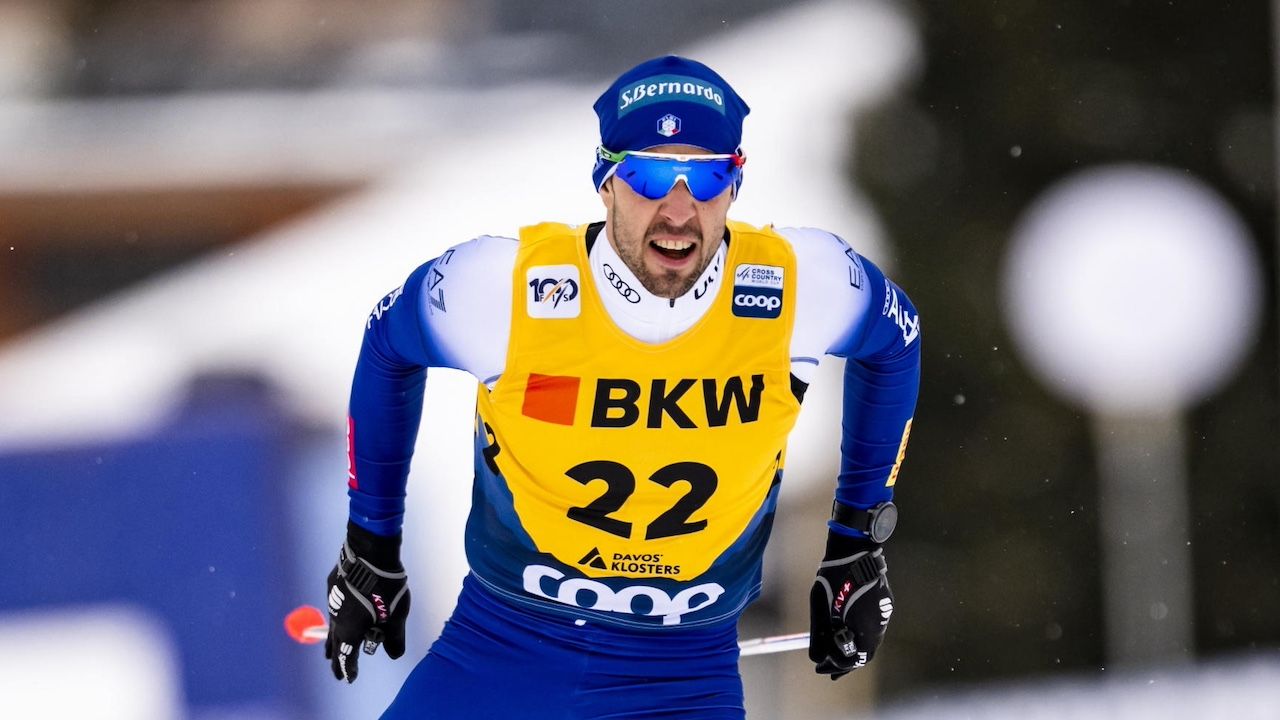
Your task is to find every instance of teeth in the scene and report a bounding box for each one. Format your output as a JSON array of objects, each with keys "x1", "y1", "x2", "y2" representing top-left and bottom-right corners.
[{"x1": 653, "y1": 238, "x2": 693, "y2": 251}]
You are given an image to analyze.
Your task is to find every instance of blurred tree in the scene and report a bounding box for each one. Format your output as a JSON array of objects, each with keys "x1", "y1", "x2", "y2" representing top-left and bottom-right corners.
[{"x1": 852, "y1": 0, "x2": 1279, "y2": 696}]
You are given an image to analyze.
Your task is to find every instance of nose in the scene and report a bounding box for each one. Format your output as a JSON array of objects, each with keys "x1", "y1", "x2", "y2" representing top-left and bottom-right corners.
[{"x1": 658, "y1": 180, "x2": 697, "y2": 226}]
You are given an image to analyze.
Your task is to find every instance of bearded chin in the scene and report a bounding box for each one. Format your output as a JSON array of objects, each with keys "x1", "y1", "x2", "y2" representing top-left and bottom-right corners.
[
  {"x1": 607, "y1": 205, "x2": 708, "y2": 299},
  {"x1": 636, "y1": 258, "x2": 695, "y2": 299}
]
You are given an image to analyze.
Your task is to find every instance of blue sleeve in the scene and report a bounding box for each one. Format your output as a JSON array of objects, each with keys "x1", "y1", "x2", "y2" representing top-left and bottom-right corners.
[
  {"x1": 346, "y1": 259, "x2": 450, "y2": 537},
  {"x1": 828, "y1": 255, "x2": 920, "y2": 538}
]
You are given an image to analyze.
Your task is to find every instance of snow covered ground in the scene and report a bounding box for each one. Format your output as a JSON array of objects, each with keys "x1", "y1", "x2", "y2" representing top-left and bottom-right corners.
[{"x1": 869, "y1": 653, "x2": 1280, "y2": 720}]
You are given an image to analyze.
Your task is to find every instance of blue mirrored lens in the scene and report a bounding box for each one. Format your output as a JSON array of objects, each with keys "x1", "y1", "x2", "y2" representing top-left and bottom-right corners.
[{"x1": 614, "y1": 155, "x2": 740, "y2": 201}]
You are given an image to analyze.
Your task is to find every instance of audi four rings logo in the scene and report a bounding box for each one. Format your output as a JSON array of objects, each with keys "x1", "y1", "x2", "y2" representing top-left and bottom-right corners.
[
  {"x1": 733, "y1": 293, "x2": 781, "y2": 310},
  {"x1": 602, "y1": 263, "x2": 642, "y2": 303}
]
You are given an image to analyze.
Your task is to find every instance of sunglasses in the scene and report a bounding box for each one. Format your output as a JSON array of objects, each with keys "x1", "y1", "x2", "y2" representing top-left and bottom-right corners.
[{"x1": 597, "y1": 147, "x2": 746, "y2": 202}]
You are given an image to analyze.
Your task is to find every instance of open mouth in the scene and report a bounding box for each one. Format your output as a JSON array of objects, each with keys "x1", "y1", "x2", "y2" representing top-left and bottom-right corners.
[{"x1": 650, "y1": 237, "x2": 696, "y2": 261}]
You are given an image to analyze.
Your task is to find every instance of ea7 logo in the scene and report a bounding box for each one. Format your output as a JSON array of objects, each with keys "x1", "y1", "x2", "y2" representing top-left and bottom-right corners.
[
  {"x1": 523, "y1": 565, "x2": 724, "y2": 626},
  {"x1": 527, "y1": 265, "x2": 581, "y2": 319}
]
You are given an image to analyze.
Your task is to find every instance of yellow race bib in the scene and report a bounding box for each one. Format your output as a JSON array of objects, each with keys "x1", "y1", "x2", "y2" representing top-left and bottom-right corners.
[{"x1": 465, "y1": 221, "x2": 801, "y2": 628}]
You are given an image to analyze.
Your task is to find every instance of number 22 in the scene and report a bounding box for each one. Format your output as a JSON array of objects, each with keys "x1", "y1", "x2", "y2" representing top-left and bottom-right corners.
[{"x1": 565, "y1": 460, "x2": 718, "y2": 540}]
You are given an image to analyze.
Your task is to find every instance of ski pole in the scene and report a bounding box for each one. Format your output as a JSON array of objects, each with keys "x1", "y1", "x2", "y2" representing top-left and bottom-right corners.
[{"x1": 285, "y1": 605, "x2": 809, "y2": 656}]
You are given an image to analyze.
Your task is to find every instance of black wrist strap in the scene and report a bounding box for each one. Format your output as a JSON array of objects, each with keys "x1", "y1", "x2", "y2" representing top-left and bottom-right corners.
[
  {"x1": 832, "y1": 501, "x2": 872, "y2": 535},
  {"x1": 340, "y1": 549, "x2": 380, "y2": 595},
  {"x1": 849, "y1": 550, "x2": 887, "y2": 586}
]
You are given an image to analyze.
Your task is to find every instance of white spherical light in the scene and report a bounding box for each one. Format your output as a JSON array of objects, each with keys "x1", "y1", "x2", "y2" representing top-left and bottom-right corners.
[{"x1": 1002, "y1": 164, "x2": 1262, "y2": 414}]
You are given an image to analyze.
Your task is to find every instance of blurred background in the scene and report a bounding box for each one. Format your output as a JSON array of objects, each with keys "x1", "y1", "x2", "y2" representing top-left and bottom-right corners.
[{"x1": 0, "y1": 0, "x2": 1276, "y2": 718}]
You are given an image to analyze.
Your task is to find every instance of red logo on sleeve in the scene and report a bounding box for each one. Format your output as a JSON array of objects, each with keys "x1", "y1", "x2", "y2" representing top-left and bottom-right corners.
[{"x1": 347, "y1": 416, "x2": 358, "y2": 490}]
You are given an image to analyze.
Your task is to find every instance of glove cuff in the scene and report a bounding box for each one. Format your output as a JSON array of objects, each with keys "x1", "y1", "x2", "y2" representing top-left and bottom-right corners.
[
  {"x1": 346, "y1": 520, "x2": 404, "y2": 570},
  {"x1": 824, "y1": 527, "x2": 879, "y2": 559}
]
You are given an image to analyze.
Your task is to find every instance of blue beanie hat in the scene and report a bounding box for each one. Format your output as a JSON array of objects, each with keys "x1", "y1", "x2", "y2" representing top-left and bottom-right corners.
[{"x1": 592, "y1": 55, "x2": 750, "y2": 191}]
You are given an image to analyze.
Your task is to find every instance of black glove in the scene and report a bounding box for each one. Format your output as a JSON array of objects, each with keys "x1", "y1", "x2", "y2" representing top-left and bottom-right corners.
[
  {"x1": 808, "y1": 530, "x2": 894, "y2": 680},
  {"x1": 325, "y1": 521, "x2": 411, "y2": 683}
]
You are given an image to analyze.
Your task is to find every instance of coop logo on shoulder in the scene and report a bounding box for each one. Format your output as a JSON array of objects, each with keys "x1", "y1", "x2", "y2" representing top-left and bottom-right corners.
[
  {"x1": 732, "y1": 263, "x2": 784, "y2": 319},
  {"x1": 527, "y1": 265, "x2": 581, "y2": 319}
]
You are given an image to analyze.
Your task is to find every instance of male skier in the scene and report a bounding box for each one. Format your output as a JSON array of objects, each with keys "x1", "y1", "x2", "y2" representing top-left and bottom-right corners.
[{"x1": 325, "y1": 55, "x2": 920, "y2": 719}]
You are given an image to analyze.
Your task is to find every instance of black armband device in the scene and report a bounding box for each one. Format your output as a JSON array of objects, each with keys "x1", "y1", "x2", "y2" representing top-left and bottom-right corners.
[{"x1": 832, "y1": 501, "x2": 898, "y2": 543}]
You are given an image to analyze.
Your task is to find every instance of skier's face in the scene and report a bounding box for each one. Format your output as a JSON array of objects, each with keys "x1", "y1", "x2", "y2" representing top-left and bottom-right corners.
[{"x1": 600, "y1": 145, "x2": 732, "y2": 300}]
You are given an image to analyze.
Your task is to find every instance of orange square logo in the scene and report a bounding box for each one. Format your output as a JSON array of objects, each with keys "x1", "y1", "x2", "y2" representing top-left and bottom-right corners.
[{"x1": 522, "y1": 373, "x2": 580, "y2": 425}]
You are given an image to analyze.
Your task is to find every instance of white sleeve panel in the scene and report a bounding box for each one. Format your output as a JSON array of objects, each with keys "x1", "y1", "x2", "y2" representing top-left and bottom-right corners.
[
  {"x1": 422, "y1": 234, "x2": 517, "y2": 383},
  {"x1": 779, "y1": 226, "x2": 873, "y2": 383}
]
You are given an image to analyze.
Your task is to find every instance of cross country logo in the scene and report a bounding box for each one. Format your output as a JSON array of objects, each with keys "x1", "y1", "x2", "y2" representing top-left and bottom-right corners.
[{"x1": 731, "y1": 263, "x2": 784, "y2": 319}]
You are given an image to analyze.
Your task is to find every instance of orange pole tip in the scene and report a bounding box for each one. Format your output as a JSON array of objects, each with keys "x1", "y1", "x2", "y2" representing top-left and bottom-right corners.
[{"x1": 284, "y1": 605, "x2": 326, "y2": 644}]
